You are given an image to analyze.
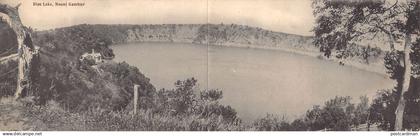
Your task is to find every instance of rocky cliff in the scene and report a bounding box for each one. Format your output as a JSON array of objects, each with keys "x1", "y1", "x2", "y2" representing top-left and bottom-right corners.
[{"x1": 117, "y1": 24, "x2": 386, "y2": 74}]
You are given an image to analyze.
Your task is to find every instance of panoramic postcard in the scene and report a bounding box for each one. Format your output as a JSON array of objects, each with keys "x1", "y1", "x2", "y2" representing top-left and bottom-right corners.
[{"x1": 0, "y1": 0, "x2": 420, "y2": 132}]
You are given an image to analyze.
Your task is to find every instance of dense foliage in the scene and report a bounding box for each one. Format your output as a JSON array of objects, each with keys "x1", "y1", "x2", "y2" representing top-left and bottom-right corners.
[
  {"x1": 312, "y1": 0, "x2": 420, "y2": 130},
  {"x1": 250, "y1": 96, "x2": 371, "y2": 131}
]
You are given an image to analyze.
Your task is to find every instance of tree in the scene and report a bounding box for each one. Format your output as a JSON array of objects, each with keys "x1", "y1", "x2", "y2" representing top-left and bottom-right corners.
[
  {"x1": 154, "y1": 78, "x2": 240, "y2": 125},
  {"x1": 290, "y1": 119, "x2": 309, "y2": 131},
  {"x1": 369, "y1": 89, "x2": 399, "y2": 130},
  {"x1": 312, "y1": 0, "x2": 420, "y2": 130},
  {"x1": 0, "y1": 3, "x2": 38, "y2": 99}
]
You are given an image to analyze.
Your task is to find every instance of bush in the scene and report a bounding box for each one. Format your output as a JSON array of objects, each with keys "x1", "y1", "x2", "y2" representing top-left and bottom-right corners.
[
  {"x1": 23, "y1": 78, "x2": 243, "y2": 131},
  {"x1": 252, "y1": 96, "x2": 371, "y2": 131},
  {"x1": 153, "y1": 78, "x2": 240, "y2": 125}
]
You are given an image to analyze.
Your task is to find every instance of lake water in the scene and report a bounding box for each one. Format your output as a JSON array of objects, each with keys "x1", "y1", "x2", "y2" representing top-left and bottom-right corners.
[{"x1": 112, "y1": 42, "x2": 395, "y2": 122}]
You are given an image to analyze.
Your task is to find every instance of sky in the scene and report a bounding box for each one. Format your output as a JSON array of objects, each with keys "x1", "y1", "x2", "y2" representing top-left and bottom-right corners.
[{"x1": 1, "y1": 0, "x2": 315, "y2": 36}]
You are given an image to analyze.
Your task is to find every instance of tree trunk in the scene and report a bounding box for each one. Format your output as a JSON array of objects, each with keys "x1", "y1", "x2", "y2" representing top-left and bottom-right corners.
[
  {"x1": 394, "y1": 33, "x2": 413, "y2": 131},
  {"x1": 0, "y1": 4, "x2": 37, "y2": 99},
  {"x1": 15, "y1": 32, "x2": 37, "y2": 99}
]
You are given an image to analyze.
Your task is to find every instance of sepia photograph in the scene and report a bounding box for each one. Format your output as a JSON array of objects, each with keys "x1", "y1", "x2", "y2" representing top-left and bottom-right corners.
[{"x1": 0, "y1": 0, "x2": 420, "y2": 134}]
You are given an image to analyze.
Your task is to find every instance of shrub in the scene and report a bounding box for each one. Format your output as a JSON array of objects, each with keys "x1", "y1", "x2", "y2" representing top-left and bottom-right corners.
[{"x1": 252, "y1": 114, "x2": 291, "y2": 131}]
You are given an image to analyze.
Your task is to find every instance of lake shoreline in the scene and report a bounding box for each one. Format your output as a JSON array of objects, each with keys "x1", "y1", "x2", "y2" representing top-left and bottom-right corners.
[{"x1": 111, "y1": 41, "x2": 389, "y2": 77}]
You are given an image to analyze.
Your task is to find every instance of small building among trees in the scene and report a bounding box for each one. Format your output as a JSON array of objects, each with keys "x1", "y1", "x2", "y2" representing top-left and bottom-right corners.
[{"x1": 79, "y1": 49, "x2": 103, "y2": 64}]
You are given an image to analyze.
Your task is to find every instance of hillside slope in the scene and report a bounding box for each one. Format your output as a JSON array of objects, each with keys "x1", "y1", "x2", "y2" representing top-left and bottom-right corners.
[{"x1": 29, "y1": 26, "x2": 156, "y2": 111}]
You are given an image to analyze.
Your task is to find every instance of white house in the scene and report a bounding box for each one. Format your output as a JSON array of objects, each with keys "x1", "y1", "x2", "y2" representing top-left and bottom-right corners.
[{"x1": 79, "y1": 49, "x2": 103, "y2": 64}]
